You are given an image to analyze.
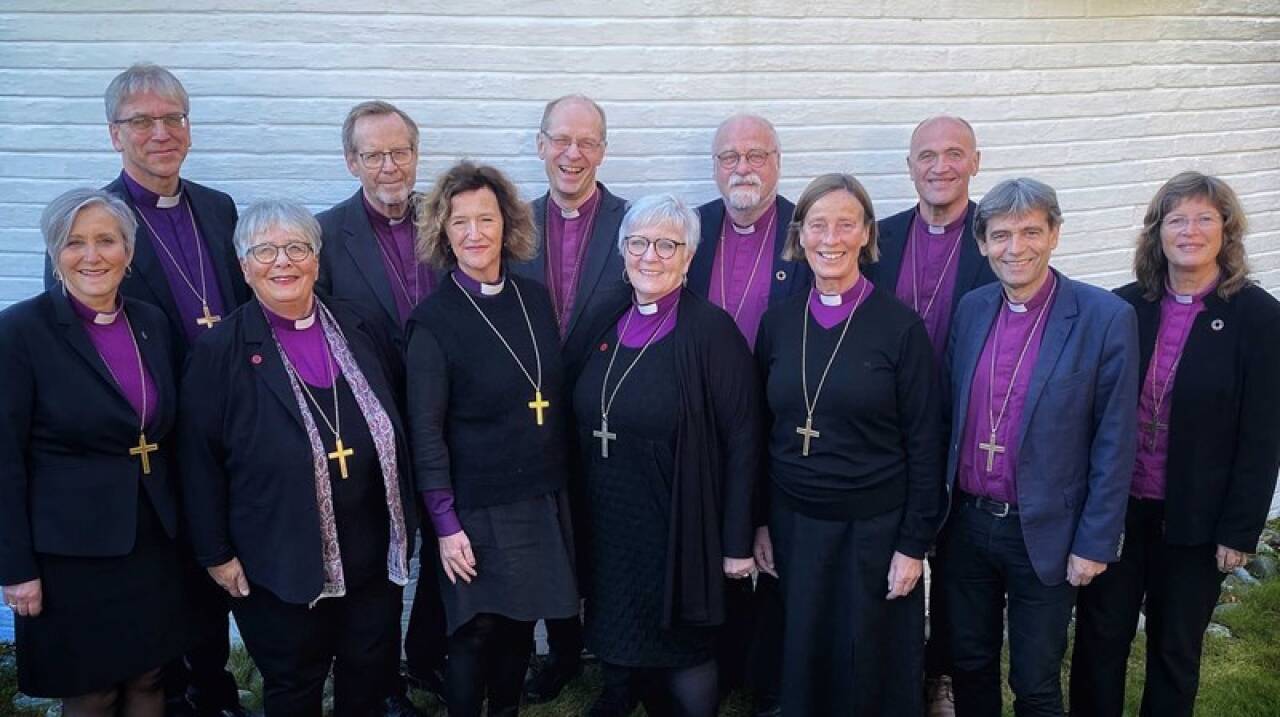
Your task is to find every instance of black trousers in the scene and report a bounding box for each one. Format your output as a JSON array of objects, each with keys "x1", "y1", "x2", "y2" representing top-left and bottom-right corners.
[
  {"x1": 591, "y1": 660, "x2": 719, "y2": 717},
  {"x1": 942, "y1": 499, "x2": 1076, "y2": 717},
  {"x1": 714, "y1": 571, "x2": 783, "y2": 699},
  {"x1": 1070, "y1": 498, "x2": 1226, "y2": 717},
  {"x1": 232, "y1": 578, "x2": 402, "y2": 716},
  {"x1": 924, "y1": 546, "x2": 954, "y2": 677},
  {"x1": 164, "y1": 559, "x2": 241, "y2": 711},
  {"x1": 543, "y1": 615, "x2": 584, "y2": 663},
  {"x1": 446, "y1": 613, "x2": 534, "y2": 717},
  {"x1": 405, "y1": 529, "x2": 449, "y2": 677}
]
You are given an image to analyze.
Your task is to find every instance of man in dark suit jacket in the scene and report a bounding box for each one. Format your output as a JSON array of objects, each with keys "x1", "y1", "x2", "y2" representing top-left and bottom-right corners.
[
  {"x1": 942, "y1": 178, "x2": 1138, "y2": 717},
  {"x1": 863, "y1": 115, "x2": 996, "y2": 714},
  {"x1": 683, "y1": 113, "x2": 807, "y2": 716},
  {"x1": 43, "y1": 63, "x2": 250, "y2": 717},
  {"x1": 317, "y1": 101, "x2": 437, "y2": 347},
  {"x1": 514, "y1": 94, "x2": 627, "y2": 350}
]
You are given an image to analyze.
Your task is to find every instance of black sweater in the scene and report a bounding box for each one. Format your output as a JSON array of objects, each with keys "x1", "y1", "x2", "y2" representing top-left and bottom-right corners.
[
  {"x1": 755, "y1": 286, "x2": 944, "y2": 558},
  {"x1": 406, "y1": 274, "x2": 570, "y2": 509}
]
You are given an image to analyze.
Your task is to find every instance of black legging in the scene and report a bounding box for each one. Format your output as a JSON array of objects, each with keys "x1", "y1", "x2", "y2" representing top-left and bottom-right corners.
[
  {"x1": 591, "y1": 659, "x2": 719, "y2": 717},
  {"x1": 446, "y1": 613, "x2": 535, "y2": 717}
]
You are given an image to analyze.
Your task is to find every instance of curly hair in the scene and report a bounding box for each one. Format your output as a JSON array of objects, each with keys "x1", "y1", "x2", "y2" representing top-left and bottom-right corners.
[
  {"x1": 415, "y1": 161, "x2": 536, "y2": 270},
  {"x1": 1134, "y1": 171, "x2": 1251, "y2": 301}
]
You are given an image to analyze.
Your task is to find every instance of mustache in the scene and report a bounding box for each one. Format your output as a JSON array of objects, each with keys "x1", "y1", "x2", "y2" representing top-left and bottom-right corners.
[{"x1": 729, "y1": 174, "x2": 763, "y2": 188}]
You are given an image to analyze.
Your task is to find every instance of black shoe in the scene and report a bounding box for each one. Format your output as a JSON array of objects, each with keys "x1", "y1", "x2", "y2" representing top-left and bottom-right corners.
[
  {"x1": 404, "y1": 665, "x2": 447, "y2": 702},
  {"x1": 523, "y1": 656, "x2": 582, "y2": 704},
  {"x1": 382, "y1": 693, "x2": 424, "y2": 717}
]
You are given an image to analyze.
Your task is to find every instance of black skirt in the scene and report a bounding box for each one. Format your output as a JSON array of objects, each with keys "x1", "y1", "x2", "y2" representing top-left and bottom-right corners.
[
  {"x1": 436, "y1": 490, "x2": 579, "y2": 635},
  {"x1": 16, "y1": 493, "x2": 190, "y2": 697}
]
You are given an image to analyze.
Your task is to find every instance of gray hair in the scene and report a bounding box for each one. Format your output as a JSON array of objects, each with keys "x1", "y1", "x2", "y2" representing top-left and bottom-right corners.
[
  {"x1": 540, "y1": 94, "x2": 608, "y2": 142},
  {"x1": 713, "y1": 113, "x2": 781, "y2": 152},
  {"x1": 341, "y1": 100, "x2": 421, "y2": 157},
  {"x1": 41, "y1": 187, "x2": 138, "y2": 267},
  {"x1": 232, "y1": 200, "x2": 323, "y2": 259},
  {"x1": 974, "y1": 177, "x2": 1063, "y2": 241},
  {"x1": 617, "y1": 194, "x2": 701, "y2": 256},
  {"x1": 104, "y1": 63, "x2": 190, "y2": 122}
]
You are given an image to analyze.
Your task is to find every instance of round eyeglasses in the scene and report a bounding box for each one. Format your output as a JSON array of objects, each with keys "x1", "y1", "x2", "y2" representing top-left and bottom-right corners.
[
  {"x1": 357, "y1": 148, "x2": 415, "y2": 170},
  {"x1": 248, "y1": 241, "x2": 315, "y2": 264},
  {"x1": 715, "y1": 149, "x2": 777, "y2": 170},
  {"x1": 624, "y1": 235, "x2": 686, "y2": 259}
]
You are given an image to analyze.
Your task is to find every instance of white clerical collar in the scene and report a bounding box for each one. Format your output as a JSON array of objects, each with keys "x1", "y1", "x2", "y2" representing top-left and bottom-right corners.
[
  {"x1": 93, "y1": 308, "x2": 121, "y2": 325},
  {"x1": 1173, "y1": 293, "x2": 1194, "y2": 305},
  {"x1": 732, "y1": 222, "x2": 756, "y2": 235},
  {"x1": 636, "y1": 301, "x2": 659, "y2": 316},
  {"x1": 1006, "y1": 301, "x2": 1028, "y2": 313},
  {"x1": 927, "y1": 223, "x2": 946, "y2": 235},
  {"x1": 388, "y1": 213, "x2": 408, "y2": 227},
  {"x1": 560, "y1": 206, "x2": 580, "y2": 219},
  {"x1": 294, "y1": 312, "x2": 317, "y2": 329},
  {"x1": 818, "y1": 293, "x2": 843, "y2": 307},
  {"x1": 480, "y1": 279, "x2": 505, "y2": 296},
  {"x1": 156, "y1": 191, "x2": 182, "y2": 209}
]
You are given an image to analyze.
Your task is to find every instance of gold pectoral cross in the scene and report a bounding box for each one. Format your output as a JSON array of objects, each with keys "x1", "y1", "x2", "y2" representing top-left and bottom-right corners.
[
  {"x1": 129, "y1": 432, "x2": 159, "y2": 475},
  {"x1": 592, "y1": 418, "x2": 617, "y2": 458},
  {"x1": 528, "y1": 390, "x2": 550, "y2": 426},
  {"x1": 196, "y1": 303, "x2": 222, "y2": 329},
  {"x1": 795, "y1": 416, "x2": 820, "y2": 457},
  {"x1": 978, "y1": 429, "x2": 1006, "y2": 472},
  {"x1": 328, "y1": 436, "x2": 354, "y2": 479}
]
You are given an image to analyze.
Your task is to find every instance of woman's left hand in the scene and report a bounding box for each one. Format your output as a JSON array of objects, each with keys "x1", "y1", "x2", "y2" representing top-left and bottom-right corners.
[
  {"x1": 723, "y1": 556, "x2": 756, "y2": 580},
  {"x1": 886, "y1": 552, "x2": 923, "y2": 599},
  {"x1": 1216, "y1": 545, "x2": 1248, "y2": 574},
  {"x1": 2, "y1": 579, "x2": 42, "y2": 617}
]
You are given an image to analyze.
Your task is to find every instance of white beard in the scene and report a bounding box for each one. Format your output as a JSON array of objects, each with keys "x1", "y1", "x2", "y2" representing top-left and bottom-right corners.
[{"x1": 727, "y1": 185, "x2": 762, "y2": 211}]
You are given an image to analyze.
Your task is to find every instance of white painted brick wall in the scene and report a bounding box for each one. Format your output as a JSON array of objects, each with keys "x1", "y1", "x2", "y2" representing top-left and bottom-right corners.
[{"x1": 0, "y1": 1, "x2": 1277, "y2": 519}]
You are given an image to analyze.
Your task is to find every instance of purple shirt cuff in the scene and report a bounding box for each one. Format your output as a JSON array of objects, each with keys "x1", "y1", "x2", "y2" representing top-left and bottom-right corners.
[{"x1": 421, "y1": 489, "x2": 463, "y2": 537}]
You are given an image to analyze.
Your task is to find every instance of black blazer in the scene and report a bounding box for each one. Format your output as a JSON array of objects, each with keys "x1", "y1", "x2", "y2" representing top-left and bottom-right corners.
[
  {"x1": 1115, "y1": 281, "x2": 1280, "y2": 552},
  {"x1": 0, "y1": 290, "x2": 180, "y2": 585},
  {"x1": 177, "y1": 297, "x2": 416, "y2": 605},
  {"x1": 866, "y1": 201, "x2": 996, "y2": 315},
  {"x1": 688, "y1": 196, "x2": 810, "y2": 305},
  {"x1": 315, "y1": 189, "x2": 438, "y2": 346},
  {"x1": 513, "y1": 182, "x2": 628, "y2": 346}
]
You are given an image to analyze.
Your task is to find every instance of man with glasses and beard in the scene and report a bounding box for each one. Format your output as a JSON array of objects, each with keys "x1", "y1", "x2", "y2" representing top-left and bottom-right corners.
[{"x1": 686, "y1": 113, "x2": 810, "y2": 717}]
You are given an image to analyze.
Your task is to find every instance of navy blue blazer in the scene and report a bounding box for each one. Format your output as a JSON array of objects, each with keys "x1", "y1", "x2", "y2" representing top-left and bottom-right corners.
[
  {"x1": 865, "y1": 201, "x2": 997, "y2": 314},
  {"x1": 688, "y1": 196, "x2": 810, "y2": 307},
  {"x1": 44, "y1": 173, "x2": 249, "y2": 355},
  {"x1": 0, "y1": 290, "x2": 180, "y2": 585},
  {"x1": 177, "y1": 297, "x2": 415, "y2": 605},
  {"x1": 315, "y1": 188, "x2": 439, "y2": 347},
  {"x1": 513, "y1": 182, "x2": 628, "y2": 346},
  {"x1": 1116, "y1": 281, "x2": 1280, "y2": 552},
  {"x1": 944, "y1": 270, "x2": 1139, "y2": 585}
]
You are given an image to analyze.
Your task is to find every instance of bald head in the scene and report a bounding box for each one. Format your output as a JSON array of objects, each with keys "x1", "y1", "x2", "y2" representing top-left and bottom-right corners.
[
  {"x1": 712, "y1": 113, "x2": 782, "y2": 225},
  {"x1": 907, "y1": 115, "x2": 981, "y2": 225}
]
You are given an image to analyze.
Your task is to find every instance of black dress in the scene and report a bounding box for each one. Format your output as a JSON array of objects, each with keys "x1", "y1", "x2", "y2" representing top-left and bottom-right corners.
[{"x1": 573, "y1": 332, "x2": 715, "y2": 668}]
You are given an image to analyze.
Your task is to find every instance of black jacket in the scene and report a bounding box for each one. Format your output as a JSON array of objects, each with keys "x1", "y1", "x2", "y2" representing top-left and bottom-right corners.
[
  {"x1": 1115, "y1": 281, "x2": 1280, "y2": 552},
  {"x1": 865, "y1": 201, "x2": 996, "y2": 315},
  {"x1": 177, "y1": 297, "x2": 415, "y2": 604},
  {"x1": 0, "y1": 290, "x2": 179, "y2": 585},
  {"x1": 688, "y1": 196, "x2": 810, "y2": 304}
]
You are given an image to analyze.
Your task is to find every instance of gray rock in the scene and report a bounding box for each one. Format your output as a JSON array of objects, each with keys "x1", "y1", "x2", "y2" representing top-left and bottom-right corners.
[
  {"x1": 1232, "y1": 567, "x2": 1261, "y2": 585},
  {"x1": 44, "y1": 703, "x2": 61, "y2": 717},
  {"x1": 1205, "y1": 622, "x2": 1232, "y2": 639},
  {"x1": 1246, "y1": 554, "x2": 1278, "y2": 580},
  {"x1": 1212, "y1": 601, "x2": 1241, "y2": 621},
  {"x1": 10, "y1": 694, "x2": 57, "y2": 713}
]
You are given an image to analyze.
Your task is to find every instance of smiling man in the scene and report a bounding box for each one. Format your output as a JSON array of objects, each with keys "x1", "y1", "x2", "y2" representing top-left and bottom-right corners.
[
  {"x1": 942, "y1": 178, "x2": 1138, "y2": 717},
  {"x1": 316, "y1": 101, "x2": 436, "y2": 343}
]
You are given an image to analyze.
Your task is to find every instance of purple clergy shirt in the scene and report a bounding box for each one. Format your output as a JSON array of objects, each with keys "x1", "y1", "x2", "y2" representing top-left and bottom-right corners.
[
  {"x1": 362, "y1": 195, "x2": 434, "y2": 326},
  {"x1": 122, "y1": 172, "x2": 227, "y2": 343},
  {"x1": 264, "y1": 304, "x2": 340, "y2": 388},
  {"x1": 545, "y1": 189, "x2": 602, "y2": 338},
  {"x1": 707, "y1": 202, "x2": 778, "y2": 348},
  {"x1": 617, "y1": 288, "x2": 680, "y2": 348},
  {"x1": 420, "y1": 270, "x2": 508, "y2": 538},
  {"x1": 958, "y1": 273, "x2": 1059, "y2": 505},
  {"x1": 809, "y1": 275, "x2": 873, "y2": 329},
  {"x1": 1130, "y1": 280, "x2": 1214, "y2": 500},
  {"x1": 895, "y1": 208, "x2": 966, "y2": 363},
  {"x1": 70, "y1": 295, "x2": 158, "y2": 427}
]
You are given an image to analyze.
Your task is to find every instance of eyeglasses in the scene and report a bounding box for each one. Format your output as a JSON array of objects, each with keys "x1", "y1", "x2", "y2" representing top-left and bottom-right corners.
[
  {"x1": 715, "y1": 149, "x2": 777, "y2": 170},
  {"x1": 357, "y1": 148, "x2": 415, "y2": 170},
  {"x1": 113, "y1": 113, "x2": 189, "y2": 132},
  {"x1": 540, "y1": 131, "x2": 605, "y2": 153},
  {"x1": 624, "y1": 235, "x2": 686, "y2": 259},
  {"x1": 247, "y1": 241, "x2": 315, "y2": 264},
  {"x1": 1162, "y1": 215, "x2": 1222, "y2": 233}
]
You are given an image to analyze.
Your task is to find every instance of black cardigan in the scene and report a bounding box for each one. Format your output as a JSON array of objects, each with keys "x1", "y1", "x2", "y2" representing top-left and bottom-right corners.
[
  {"x1": 177, "y1": 297, "x2": 415, "y2": 605},
  {"x1": 566, "y1": 286, "x2": 764, "y2": 628},
  {"x1": 1115, "y1": 281, "x2": 1280, "y2": 552},
  {"x1": 0, "y1": 290, "x2": 180, "y2": 585},
  {"x1": 755, "y1": 286, "x2": 944, "y2": 558}
]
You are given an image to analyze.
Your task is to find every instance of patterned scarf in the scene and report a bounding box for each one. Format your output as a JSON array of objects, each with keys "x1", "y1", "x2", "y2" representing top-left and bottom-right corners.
[{"x1": 268, "y1": 299, "x2": 410, "y2": 602}]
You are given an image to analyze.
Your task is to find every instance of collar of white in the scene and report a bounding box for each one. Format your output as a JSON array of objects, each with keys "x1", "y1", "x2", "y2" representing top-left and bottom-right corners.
[
  {"x1": 480, "y1": 278, "x2": 505, "y2": 296},
  {"x1": 818, "y1": 292, "x2": 842, "y2": 307},
  {"x1": 156, "y1": 191, "x2": 182, "y2": 209},
  {"x1": 294, "y1": 312, "x2": 317, "y2": 329},
  {"x1": 93, "y1": 308, "x2": 121, "y2": 325}
]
